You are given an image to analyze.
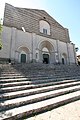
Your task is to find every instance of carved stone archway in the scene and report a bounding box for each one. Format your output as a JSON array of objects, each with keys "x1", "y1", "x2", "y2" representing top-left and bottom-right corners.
[
  {"x1": 38, "y1": 41, "x2": 55, "y2": 64},
  {"x1": 17, "y1": 46, "x2": 30, "y2": 63}
]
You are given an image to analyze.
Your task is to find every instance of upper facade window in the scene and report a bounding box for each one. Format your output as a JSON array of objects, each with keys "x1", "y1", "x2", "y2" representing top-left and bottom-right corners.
[
  {"x1": 43, "y1": 28, "x2": 47, "y2": 34},
  {"x1": 39, "y1": 20, "x2": 50, "y2": 35}
]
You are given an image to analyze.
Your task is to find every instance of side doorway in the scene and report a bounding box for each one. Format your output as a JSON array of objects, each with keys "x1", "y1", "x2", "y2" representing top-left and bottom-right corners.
[
  {"x1": 62, "y1": 53, "x2": 67, "y2": 64},
  {"x1": 62, "y1": 58, "x2": 65, "y2": 64},
  {"x1": 21, "y1": 53, "x2": 26, "y2": 63}
]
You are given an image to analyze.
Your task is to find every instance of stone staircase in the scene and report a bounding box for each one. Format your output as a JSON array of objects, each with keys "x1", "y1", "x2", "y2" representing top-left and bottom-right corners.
[{"x1": 0, "y1": 63, "x2": 80, "y2": 120}]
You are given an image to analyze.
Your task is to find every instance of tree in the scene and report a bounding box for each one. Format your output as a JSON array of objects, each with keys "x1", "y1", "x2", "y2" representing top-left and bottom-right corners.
[{"x1": 0, "y1": 18, "x2": 3, "y2": 50}]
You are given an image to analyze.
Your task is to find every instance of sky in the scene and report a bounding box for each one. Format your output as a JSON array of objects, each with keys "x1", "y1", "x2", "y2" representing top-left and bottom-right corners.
[{"x1": 0, "y1": 0, "x2": 80, "y2": 55}]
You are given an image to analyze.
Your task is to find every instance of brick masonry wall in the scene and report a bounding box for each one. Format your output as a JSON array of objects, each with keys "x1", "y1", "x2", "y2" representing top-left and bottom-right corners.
[{"x1": 3, "y1": 3, "x2": 70, "y2": 43}]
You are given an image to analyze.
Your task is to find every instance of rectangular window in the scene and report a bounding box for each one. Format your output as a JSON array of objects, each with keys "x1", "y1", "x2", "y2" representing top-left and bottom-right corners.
[
  {"x1": 43, "y1": 28, "x2": 47, "y2": 34},
  {"x1": 36, "y1": 53, "x2": 38, "y2": 59}
]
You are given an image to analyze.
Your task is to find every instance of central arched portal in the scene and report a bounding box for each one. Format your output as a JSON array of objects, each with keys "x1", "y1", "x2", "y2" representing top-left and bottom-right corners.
[{"x1": 38, "y1": 41, "x2": 55, "y2": 64}]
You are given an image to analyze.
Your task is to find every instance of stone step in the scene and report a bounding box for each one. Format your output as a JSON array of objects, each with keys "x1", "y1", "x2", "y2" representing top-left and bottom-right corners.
[
  {"x1": 0, "y1": 76, "x2": 79, "y2": 84},
  {"x1": 0, "y1": 80, "x2": 80, "y2": 100},
  {"x1": 0, "y1": 74, "x2": 51, "y2": 79},
  {"x1": 0, "y1": 77, "x2": 28, "y2": 83},
  {"x1": 1, "y1": 72, "x2": 20, "y2": 74},
  {"x1": 0, "y1": 85, "x2": 80, "y2": 112},
  {"x1": 0, "y1": 90, "x2": 80, "y2": 120},
  {"x1": 1, "y1": 73, "x2": 22, "y2": 76},
  {"x1": 0, "y1": 75, "x2": 25, "y2": 79},
  {"x1": 0, "y1": 76, "x2": 53, "y2": 83},
  {"x1": 1, "y1": 69, "x2": 18, "y2": 72},
  {"x1": 0, "y1": 78, "x2": 80, "y2": 88},
  {"x1": 1, "y1": 71, "x2": 19, "y2": 73}
]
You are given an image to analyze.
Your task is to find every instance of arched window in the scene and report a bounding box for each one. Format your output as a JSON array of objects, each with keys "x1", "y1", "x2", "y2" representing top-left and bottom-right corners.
[{"x1": 39, "y1": 20, "x2": 50, "y2": 35}]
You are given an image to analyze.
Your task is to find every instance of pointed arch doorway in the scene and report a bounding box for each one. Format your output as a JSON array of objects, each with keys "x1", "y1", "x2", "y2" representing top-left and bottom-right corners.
[{"x1": 38, "y1": 41, "x2": 54, "y2": 64}]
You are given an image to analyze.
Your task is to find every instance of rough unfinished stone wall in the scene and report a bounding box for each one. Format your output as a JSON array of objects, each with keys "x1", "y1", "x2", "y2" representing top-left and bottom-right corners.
[{"x1": 3, "y1": 3, "x2": 70, "y2": 43}]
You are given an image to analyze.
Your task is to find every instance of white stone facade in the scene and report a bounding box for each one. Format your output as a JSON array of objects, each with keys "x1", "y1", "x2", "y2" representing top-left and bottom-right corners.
[{"x1": 0, "y1": 26, "x2": 76, "y2": 64}]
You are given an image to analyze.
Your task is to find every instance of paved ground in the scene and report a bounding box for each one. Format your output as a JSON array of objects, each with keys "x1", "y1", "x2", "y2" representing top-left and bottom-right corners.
[{"x1": 26, "y1": 100, "x2": 80, "y2": 120}]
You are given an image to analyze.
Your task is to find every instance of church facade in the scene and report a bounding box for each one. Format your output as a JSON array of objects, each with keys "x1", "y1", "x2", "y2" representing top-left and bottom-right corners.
[{"x1": 0, "y1": 3, "x2": 76, "y2": 64}]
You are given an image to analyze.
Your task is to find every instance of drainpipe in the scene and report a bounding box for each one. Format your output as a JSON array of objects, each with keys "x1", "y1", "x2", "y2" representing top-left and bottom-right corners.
[
  {"x1": 56, "y1": 40, "x2": 59, "y2": 63},
  {"x1": 66, "y1": 42, "x2": 70, "y2": 65},
  {"x1": 9, "y1": 27, "x2": 13, "y2": 60},
  {"x1": 31, "y1": 33, "x2": 33, "y2": 62},
  {"x1": 73, "y1": 43, "x2": 77, "y2": 64}
]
